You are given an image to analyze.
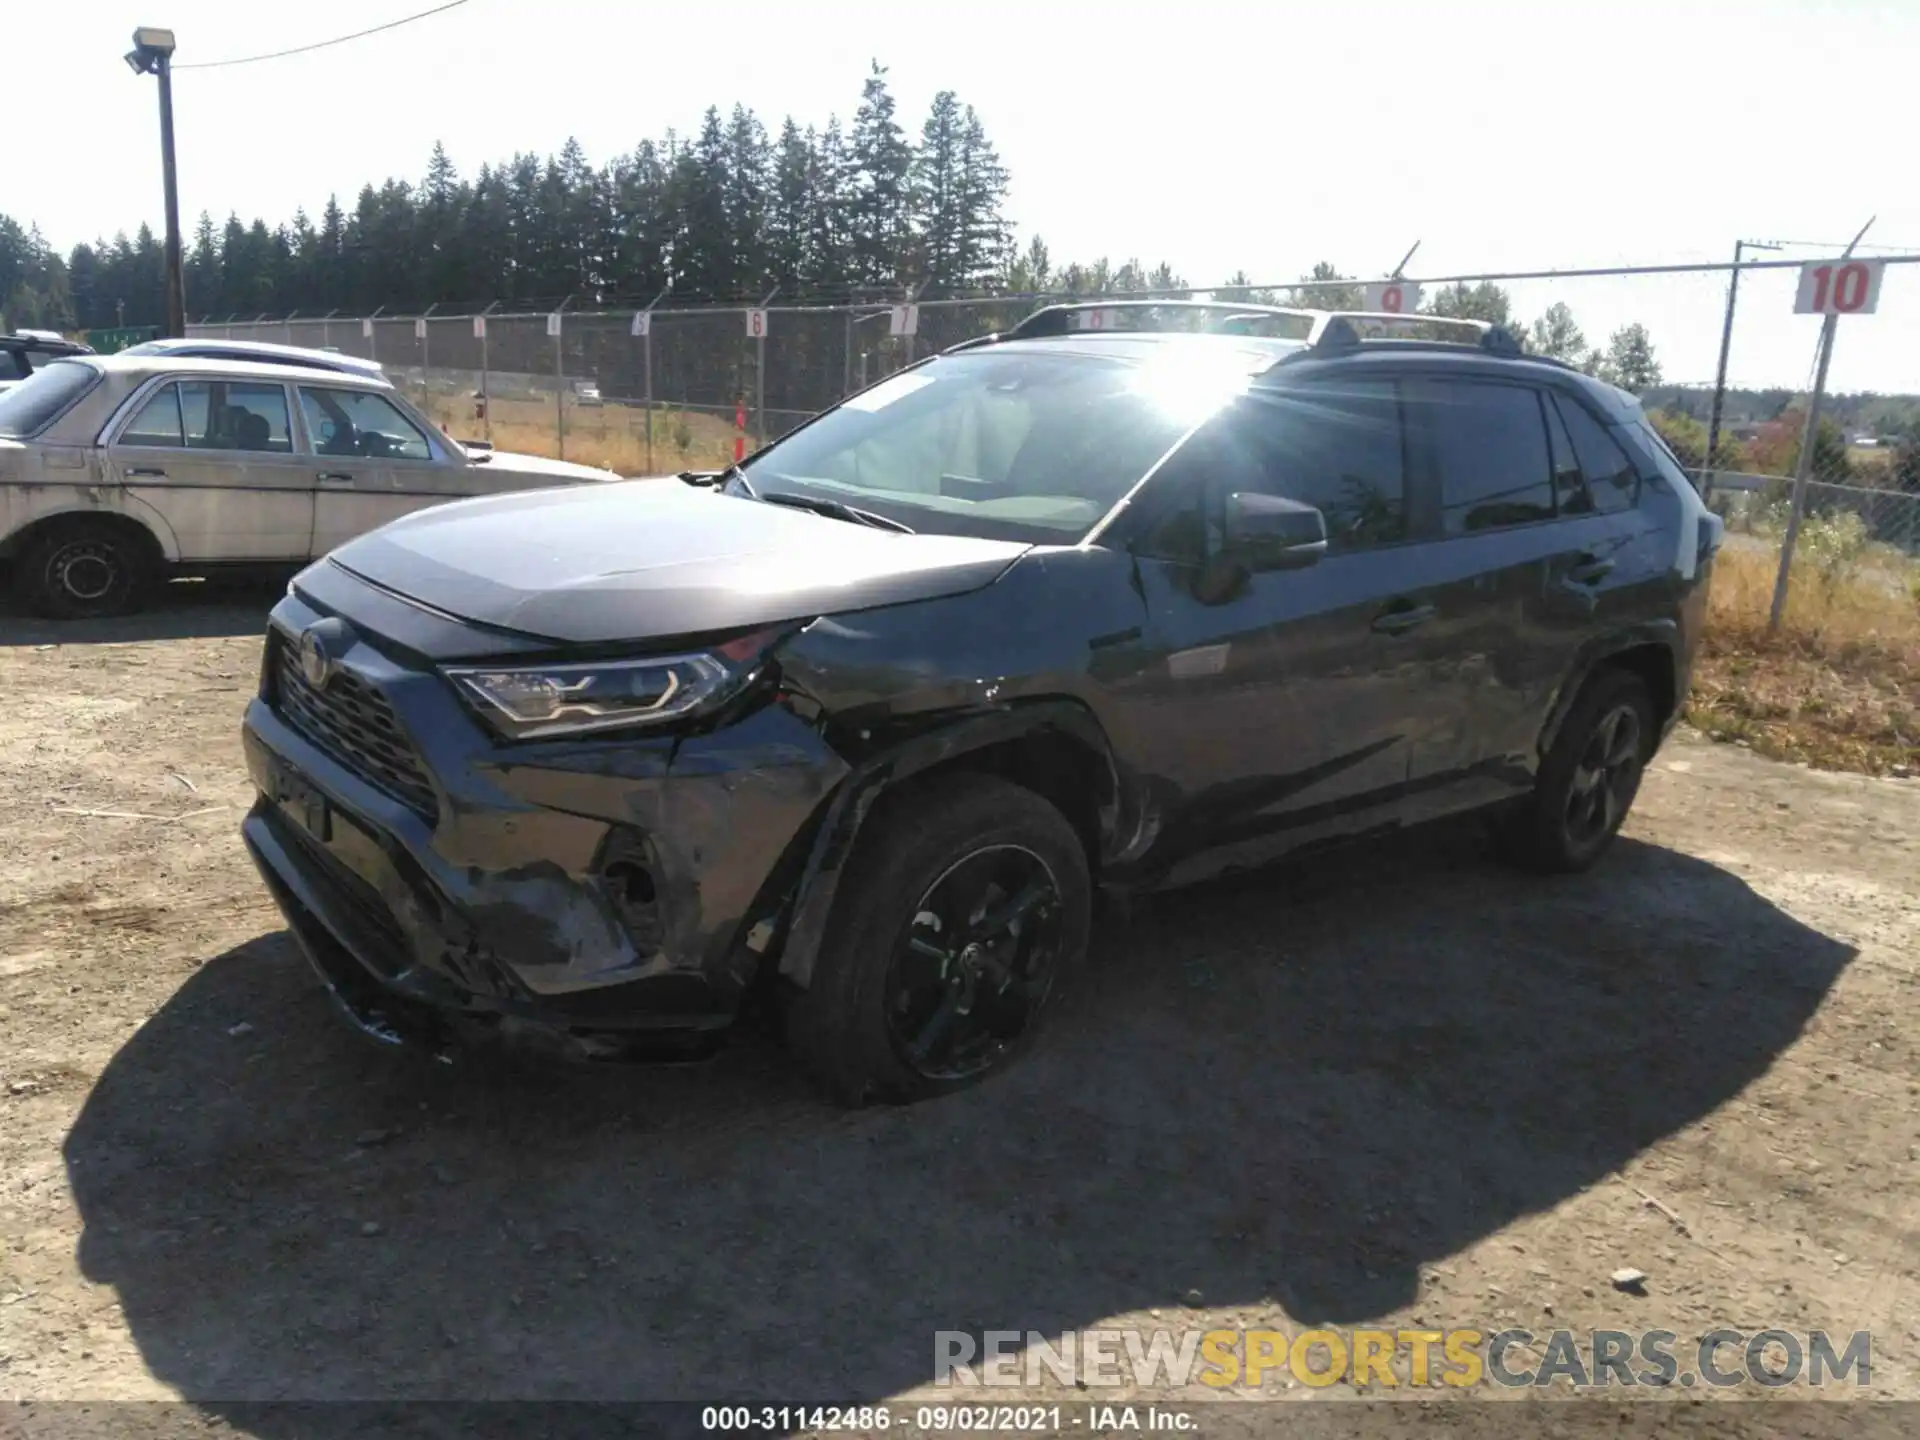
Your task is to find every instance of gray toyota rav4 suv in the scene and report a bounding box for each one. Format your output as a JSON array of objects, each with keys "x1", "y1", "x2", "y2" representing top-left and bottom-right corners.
[{"x1": 241, "y1": 303, "x2": 1722, "y2": 1105}]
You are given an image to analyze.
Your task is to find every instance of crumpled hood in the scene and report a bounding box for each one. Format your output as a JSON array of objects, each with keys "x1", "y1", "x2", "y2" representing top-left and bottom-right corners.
[
  {"x1": 325, "y1": 477, "x2": 1030, "y2": 644},
  {"x1": 468, "y1": 448, "x2": 619, "y2": 483}
]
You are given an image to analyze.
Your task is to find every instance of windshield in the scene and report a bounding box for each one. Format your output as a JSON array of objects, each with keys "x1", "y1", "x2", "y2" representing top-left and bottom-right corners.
[
  {"x1": 741, "y1": 348, "x2": 1252, "y2": 543},
  {"x1": 0, "y1": 359, "x2": 100, "y2": 437}
]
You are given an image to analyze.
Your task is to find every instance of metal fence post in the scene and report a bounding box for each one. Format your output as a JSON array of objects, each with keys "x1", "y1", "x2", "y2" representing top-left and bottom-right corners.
[
  {"x1": 420, "y1": 302, "x2": 437, "y2": 403},
  {"x1": 1703, "y1": 240, "x2": 1785, "y2": 501},
  {"x1": 1768, "y1": 313, "x2": 1839, "y2": 633},
  {"x1": 554, "y1": 296, "x2": 572, "y2": 461},
  {"x1": 1704, "y1": 242, "x2": 1744, "y2": 502},
  {"x1": 480, "y1": 302, "x2": 495, "y2": 442},
  {"x1": 1768, "y1": 219, "x2": 1874, "y2": 632},
  {"x1": 640, "y1": 282, "x2": 670, "y2": 475},
  {"x1": 755, "y1": 287, "x2": 777, "y2": 450}
]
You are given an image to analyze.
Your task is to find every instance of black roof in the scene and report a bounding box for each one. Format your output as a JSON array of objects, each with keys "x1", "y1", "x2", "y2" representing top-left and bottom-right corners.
[{"x1": 947, "y1": 301, "x2": 1627, "y2": 404}]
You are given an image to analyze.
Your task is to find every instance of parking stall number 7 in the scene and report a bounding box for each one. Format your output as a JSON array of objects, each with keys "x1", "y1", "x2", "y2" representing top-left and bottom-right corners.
[{"x1": 1794, "y1": 258, "x2": 1886, "y2": 315}]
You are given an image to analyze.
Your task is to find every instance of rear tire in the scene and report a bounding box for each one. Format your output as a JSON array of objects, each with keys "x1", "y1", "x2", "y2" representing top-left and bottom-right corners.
[
  {"x1": 786, "y1": 772, "x2": 1091, "y2": 1107},
  {"x1": 12, "y1": 519, "x2": 155, "y2": 619},
  {"x1": 1500, "y1": 669, "x2": 1654, "y2": 875}
]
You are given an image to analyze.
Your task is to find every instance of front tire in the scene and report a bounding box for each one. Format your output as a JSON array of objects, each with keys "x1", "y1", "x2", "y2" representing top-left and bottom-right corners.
[
  {"x1": 1501, "y1": 670, "x2": 1654, "y2": 874},
  {"x1": 786, "y1": 772, "x2": 1092, "y2": 1107},
  {"x1": 12, "y1": 520, "x2": 154, "y2": 619}
]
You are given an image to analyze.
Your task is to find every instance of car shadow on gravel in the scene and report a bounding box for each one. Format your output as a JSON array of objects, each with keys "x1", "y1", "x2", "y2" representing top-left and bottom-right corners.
[
  {"x1": 0, "y1": 573, "x2": 281, "y2": 646},
  {"x1": 63, "y1": 830, "x2": 1852, "y2": 1405}
]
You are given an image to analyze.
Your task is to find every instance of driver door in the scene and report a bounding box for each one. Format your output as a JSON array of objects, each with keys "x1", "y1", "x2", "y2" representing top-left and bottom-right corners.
[
  {"x1": 1118, "y1": 378, "x2": 1444, "y2": 883},
  {"x1": 298, "y1": 384, "x2": 468, "y2": 555}
]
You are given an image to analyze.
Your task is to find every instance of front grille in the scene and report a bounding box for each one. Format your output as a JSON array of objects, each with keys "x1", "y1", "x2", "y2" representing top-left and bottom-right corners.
[
  {"x1": 270, "y1": 633, "x2": 438, "y2": 818},
  {"x1": 277, "y1": 810, "x2": 412, "y2": 978}
]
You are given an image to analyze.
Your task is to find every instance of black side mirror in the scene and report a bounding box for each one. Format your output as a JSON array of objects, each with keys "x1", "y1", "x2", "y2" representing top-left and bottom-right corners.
[{"x1": 1223, "y1": 491, "x2": 1328, "y2": 571}]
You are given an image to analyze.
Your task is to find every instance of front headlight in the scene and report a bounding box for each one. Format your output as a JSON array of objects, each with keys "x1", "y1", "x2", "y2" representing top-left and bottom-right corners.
[{"x1": 446, "y1": 628, "x2": 782, "y2": 740}]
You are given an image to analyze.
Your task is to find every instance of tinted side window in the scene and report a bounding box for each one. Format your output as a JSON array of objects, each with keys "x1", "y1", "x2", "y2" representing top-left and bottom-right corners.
[
  {"x1": 121, "y1": 384, "x2": 187, "y2": 447},
  {"x1": 176, "y1": 380, "x2": 293, "y2": 454},
  {"x1": 1542, "y1": 391, "x2": 1591, "y2": 515},
  {"x1": 1553, "y1": 395, "x2": 1638, "y2": 513},
  {"x1": 1422, "y1": 381, "x2": 1554, "y2": 534},
  {"x1": 1233, "y1": 380, "x2": 1407, "y2": 549},
  {"x1": 0, "y1": 351, "x2": 33, "y2": 382},
  {"x1": 299, "y1": 387, "x2": 435, "y2": 462}
]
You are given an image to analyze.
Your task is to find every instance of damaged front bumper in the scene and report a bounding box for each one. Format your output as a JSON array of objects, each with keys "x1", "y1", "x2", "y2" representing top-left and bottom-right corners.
[{"x1": 241, "y1": 593, "x2": 848, "y2": 1057}]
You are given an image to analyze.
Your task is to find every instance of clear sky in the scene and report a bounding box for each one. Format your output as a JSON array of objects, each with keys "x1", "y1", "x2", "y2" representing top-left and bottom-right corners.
[{"x1": 16, "y1": 0, "x2": 1920, "y2": 393}]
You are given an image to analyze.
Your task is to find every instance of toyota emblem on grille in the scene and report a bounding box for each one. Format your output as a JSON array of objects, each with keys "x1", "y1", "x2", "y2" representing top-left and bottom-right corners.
[{"x1": 296, "y1": 619, "x2": 351, "y2": 690}]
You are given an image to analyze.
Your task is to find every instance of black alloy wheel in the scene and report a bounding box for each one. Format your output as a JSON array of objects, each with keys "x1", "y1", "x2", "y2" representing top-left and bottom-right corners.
[
  {"x1": 883, "y1": 843, "x2": 1066, "y2": 1081},
  {"x1": 1563, "y1": 700, "x2": 1644, "y2": 852}
]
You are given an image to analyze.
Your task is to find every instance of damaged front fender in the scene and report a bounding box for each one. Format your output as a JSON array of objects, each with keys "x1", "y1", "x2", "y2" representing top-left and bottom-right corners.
[{"x1": 772, "y1": 698, "x2": 1126, "y2": 990}]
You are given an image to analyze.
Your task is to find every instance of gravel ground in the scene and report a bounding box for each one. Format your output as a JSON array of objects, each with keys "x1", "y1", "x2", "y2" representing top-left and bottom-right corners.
[{"x1": 2, "y1": 583, "x2": 1917, "y2": 1438}]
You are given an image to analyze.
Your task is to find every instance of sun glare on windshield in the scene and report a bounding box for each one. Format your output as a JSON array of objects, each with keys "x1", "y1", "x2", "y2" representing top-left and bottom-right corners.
[{"x1": 1124, "y1": 352, "x2": 1251, "y2": 426}]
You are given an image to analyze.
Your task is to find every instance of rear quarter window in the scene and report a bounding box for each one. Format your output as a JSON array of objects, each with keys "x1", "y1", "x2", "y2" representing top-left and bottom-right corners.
[
  {"x1": 1634, "y1": 422, "x2": 1700, "y2": 494},
  {"x1": 0, "y1": 360, "x2": 101, "y2": 437}
]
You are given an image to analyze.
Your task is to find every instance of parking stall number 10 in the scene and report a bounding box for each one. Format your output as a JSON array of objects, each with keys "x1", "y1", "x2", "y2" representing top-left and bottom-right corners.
[{"x1": 1795, "y1": 258, "x2": 1886, "y2": 315}]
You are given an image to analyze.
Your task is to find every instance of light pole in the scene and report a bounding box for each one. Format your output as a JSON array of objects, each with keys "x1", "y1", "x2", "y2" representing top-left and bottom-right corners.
[
  {"x1": 1702, "y1": 238, "x2": 1782, "y2": 499},
  {"x1": 124, "y1": 27, "x2": 186, "y2": 338}
]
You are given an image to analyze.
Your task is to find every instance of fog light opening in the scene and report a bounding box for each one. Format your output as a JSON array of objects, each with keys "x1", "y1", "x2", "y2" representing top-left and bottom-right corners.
[{"x1": 603, "y1": 859, "x2": 663, "y2": 956}]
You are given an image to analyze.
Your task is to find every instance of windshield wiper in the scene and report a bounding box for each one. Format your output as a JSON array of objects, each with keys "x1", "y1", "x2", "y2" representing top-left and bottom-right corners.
[{"x1": 758, "y1": 491, "x2": 914, "y2": 534}]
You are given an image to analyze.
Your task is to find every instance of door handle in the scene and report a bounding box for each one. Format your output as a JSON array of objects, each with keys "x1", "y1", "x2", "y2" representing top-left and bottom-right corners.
[
  {"x1": 125, "y1": 467, "x2": 166, "y2": 478},
  {"x1": 1562, "y1": 553, "x2": 1616, "y2": 586},
  {"x1": 317, "y1": 471, "x2": 355, "y2": 485},
  {"x1": 1372, "y1": 600, "x2": 1436, "y2": 636}
]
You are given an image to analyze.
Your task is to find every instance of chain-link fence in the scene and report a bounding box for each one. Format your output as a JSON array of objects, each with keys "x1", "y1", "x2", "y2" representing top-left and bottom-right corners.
[
  {"x1": 188, "y1": 296, "x2": 1045, "y2": 474},
  {"x1": 190, "y1": 256, "x2": 1920, "y2": 623}
]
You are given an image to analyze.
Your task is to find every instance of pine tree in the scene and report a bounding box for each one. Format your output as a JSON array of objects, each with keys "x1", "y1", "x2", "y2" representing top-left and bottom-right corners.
[
  {"x1": 1427, "y1": 279, "x2": 1520, "y2": 330},
  {"x1": 724, "y1": 106, "x2": 772, "y2": 293},
  {"x1": 767, "y1": 119, "x2": 812, "y2": 291},
  {"x1": 606, "y1": 142, "x2": 669, "y2": 298},
  {"x1": 669, "y1": 109, "x2": 735, "y2": 300},
  {"x1": 952, "y1": 105, "x2": 1011, "y2": 290},
  {"x1": 803, "y1": 119, "x2": 852, "y2": 292},
  {"x1": 1598, "y1": 323, "x2": 1662, "y2": 394},
  {"x1": 1220, "y1": 270, "x2": 1281, "y2": 305},
  {"x1": 1003, "y1": 235, "x2": 1052, "y2": 293},
  {"x1": 1287, "y1": 262, "x2": 1363, "y2": 310},
  {"x1": 846, "y1": 61, "x2": 912, "y2": 290},
  {"x1": 1530, "y1": 301, "x2": 1588, "y2": 363},
  {"x1": 910, "y1": 91, "x2": 965, "y2": 290}
]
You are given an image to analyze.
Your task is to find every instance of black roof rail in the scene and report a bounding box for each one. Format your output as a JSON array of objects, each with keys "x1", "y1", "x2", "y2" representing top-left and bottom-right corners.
[
  {"x1": 1007, "y1": 299, "x2": 1323, "y2": 340},
  {"x1": 942, "y1": 302, "x2": 1573, "y2": 374},
  {"x1": 1279, "y1": 320, "x2": 1546, "y2": 364}
]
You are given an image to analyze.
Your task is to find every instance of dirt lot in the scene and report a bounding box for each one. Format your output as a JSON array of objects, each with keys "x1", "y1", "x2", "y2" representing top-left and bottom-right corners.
[{"x1": 2, "y1": 584, "x2": 1918, "y2": 1435}]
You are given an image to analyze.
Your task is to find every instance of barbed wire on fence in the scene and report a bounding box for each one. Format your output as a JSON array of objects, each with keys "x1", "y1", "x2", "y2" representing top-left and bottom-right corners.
[{"x1": 189, "y1": 255, "x2": 1920, "y2": 602}]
